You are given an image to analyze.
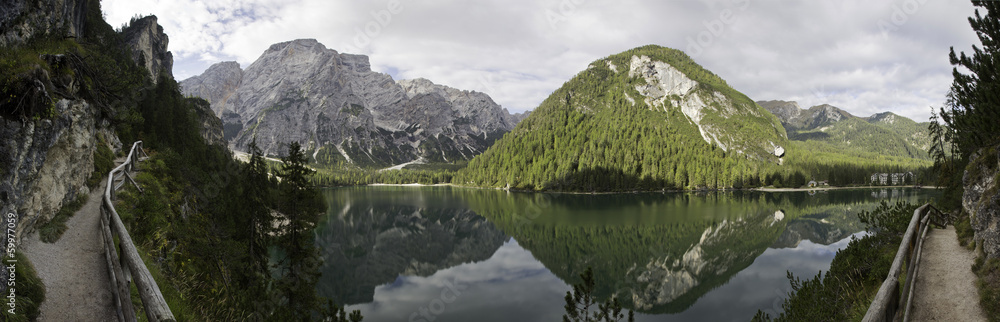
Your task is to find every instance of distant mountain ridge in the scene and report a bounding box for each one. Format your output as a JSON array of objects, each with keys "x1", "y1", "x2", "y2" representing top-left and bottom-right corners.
[
  {"x1": 180, "y1": 39, "x2": 521, "y2": 167},
  {"x1": 757, "y1": 100, "x2": 931, "y2": 160}
]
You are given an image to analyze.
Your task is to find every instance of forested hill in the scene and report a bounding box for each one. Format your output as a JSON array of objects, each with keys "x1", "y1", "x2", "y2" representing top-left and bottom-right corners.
[
  {"x1": 757, "y1": 100, "x2": 931, "y2": 160},
  {"x1": 456, "y1": 45, "x2": 790, "y2": 191}
]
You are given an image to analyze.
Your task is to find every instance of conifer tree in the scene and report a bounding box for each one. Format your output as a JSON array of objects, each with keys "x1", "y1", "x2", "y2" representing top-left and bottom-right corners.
[{"x1": 942, "y1": 0, "x2": 1000, "y2": 158}]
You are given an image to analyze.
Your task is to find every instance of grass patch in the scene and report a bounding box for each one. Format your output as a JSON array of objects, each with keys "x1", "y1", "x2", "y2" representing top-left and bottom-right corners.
[
  {"x1": 36, "y1": 192, "x2": 88, "y2": 243},
  {"x1": 0, "y1": 252, "x2": 46, "y2": 322},
  {"x1": 973, "y1": 255, "x2": 1000, "y2": 322},
  {"x1": 127, "y1": 249, "x2": 194, "y2": 322},
  {"x1": 87, "y1": 134, "x2": 116, "y2": 188},
  {"x1": 955, "y1": 211, "x2": 976, "y2": 250}
]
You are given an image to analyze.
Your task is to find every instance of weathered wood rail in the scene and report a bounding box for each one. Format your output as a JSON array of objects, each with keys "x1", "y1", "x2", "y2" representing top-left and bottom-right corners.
[
  {"x1": 101, "y1": 141, "x2": 175, "y2": 322},
  {"x1": 862, "y1": 203, "x2": 946, "y2": 322}
]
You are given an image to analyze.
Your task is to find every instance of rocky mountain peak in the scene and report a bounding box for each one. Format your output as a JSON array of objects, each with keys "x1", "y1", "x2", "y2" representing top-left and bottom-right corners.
[
  {"x1": 124, "y1": 15, "x2": 173, "y2": 84},
  {"x1": 867, "y1": 111, "x2": 899, "y2": 124},
  {"x1": 757, "y1": 100, "x2": 802, "y2": 122},
  {"x1": 758, "y1": 101, "x2": 854, "y2": 130},
  {"x1": 181, "y1": 39, "x2": 521, "y2": 166},
  {"x1": 180, "y1": 61, "x2": 243, "y2": 117}
]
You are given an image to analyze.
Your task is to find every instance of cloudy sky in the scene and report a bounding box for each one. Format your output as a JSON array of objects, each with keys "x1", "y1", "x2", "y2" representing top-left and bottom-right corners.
[{"x1": 103, "y1": 0, "x2": 980, "y2": 122}]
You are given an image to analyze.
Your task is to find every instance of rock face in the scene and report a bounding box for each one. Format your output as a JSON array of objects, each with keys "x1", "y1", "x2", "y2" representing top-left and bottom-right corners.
[
  {"x1": 178, "y1": 62, "x2": 242, "y2": 117},
  {"x1": 0, "y1": 99, "x2": 101, "y2": 243},
  {"x1": 181, "y1": 39, "x2": 520, "y2": 167},
  {"x1": 188, "y1": 98, "x2": 225, "y2": 146},
  {"x1": 0, "y1": 0, "x2": 88, "y2": 47},
  {"x1": 963, "y1": 144, "x2": 1000, "y2": 259},
  {"x1": 123, "y1": 16, "x2": 173, "y2": 83},
  {"x1": 626, "y1": 55, "x2": 786, "y2": 160}
]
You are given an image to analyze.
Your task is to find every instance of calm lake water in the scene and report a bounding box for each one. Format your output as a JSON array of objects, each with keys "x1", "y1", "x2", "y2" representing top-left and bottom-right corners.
[{"x1": 314, "y1": 186, "x2": 940, "y2": 322}]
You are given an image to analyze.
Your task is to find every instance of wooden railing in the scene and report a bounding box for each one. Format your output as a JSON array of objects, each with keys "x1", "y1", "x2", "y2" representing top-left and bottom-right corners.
[
  {"x1": 862, "y1": 203, "x2": 945, "y2": 322},
  {"x1": 101, "y1": 141, "x2": 175, "y2": 322}
]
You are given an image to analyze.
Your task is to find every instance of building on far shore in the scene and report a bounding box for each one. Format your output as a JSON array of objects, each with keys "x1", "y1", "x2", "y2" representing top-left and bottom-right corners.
[{"x1": 870, "y1": 172, "x2": 915, "y2": 185}]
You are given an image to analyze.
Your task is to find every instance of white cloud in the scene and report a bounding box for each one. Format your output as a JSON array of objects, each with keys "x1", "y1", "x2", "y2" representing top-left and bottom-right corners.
[{"x1": 104, "y1": 0, "x2": 980, "y2": 121}]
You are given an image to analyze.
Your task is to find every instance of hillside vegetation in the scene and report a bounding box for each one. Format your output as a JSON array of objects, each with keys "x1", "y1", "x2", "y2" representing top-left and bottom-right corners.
[{"x1": 457, "y1": 46, "x2": 928, "y2": 192}]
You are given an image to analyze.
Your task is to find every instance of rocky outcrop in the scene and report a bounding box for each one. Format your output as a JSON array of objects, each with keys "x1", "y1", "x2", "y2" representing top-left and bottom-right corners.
[
  {"x1": 627, "y1": 55, "x2": 786, "y2": 161},
  {"x1": 509, "y1": 110, "x2": 531, "y2": 124},
  {"x1": 188, "y1": 98, "x2": 225, "y2": 146},
  {"x1": 963, "y1": 144, "x2": 1000, "y2": 259},
  {"x1": 181, "y1": 39, "x2": 519, "y2": 167},
  {"x1": 0, "y1": 0, "x2": 88, "y2": 47},
  {"x1": 123, "y1": 15, "x2": 173, "y2": 84},
  {"x1": 0, "y1": 99, "x2": 102, "y2": 243}
]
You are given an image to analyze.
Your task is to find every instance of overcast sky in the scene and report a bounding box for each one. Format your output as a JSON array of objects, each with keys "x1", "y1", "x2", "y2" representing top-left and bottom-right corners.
[{"x1": 103, "y1": 0, "x2": 980, "y2": 122}]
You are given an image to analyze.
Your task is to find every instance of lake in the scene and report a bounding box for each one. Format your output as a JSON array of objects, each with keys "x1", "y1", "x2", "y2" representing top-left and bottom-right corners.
[{"x1": 314, "y1": 186, "x2": 940, "y2": 321}]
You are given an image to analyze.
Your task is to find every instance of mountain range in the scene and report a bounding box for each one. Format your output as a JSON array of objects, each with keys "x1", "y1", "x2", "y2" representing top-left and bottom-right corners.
[
  {"x1": 757, "y1": 100, "x2": 931, "y2": 160},
  {"x1": 180, "y1": 39, "x2": 525, "y2": 167}
]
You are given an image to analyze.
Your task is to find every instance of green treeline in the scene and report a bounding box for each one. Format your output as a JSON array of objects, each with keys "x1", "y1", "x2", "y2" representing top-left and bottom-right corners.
[{"x1": 310, "y1": 166, "x2": 455, "y2": 186}]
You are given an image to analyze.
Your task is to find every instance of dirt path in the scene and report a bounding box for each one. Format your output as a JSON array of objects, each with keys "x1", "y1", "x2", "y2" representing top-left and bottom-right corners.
[
  {"x1": 20, "y1": 180, "x2": 117, "y2": 321},
  {"x1": 909, "y1": 226, "x2": 986, "y2": 321}
]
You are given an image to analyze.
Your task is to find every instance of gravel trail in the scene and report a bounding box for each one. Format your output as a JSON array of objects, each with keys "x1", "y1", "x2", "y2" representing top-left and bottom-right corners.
[
  {"x1": 20, "y1": 180, "x2": 117, "y2": 321},
  {"x1": 909, "y1": 226, "x2": 986, "y2": 321}
]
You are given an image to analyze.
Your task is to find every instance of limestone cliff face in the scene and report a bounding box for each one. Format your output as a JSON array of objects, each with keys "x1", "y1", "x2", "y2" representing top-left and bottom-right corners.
[
  {"x1": 0, "y1": 0, "x2": 88, "y2": 47},
  {"x1": 179, "y1": 62, "x2": 243, "y2": 117},
  {"x1": 0, "y1": 99, "x2": 103, "y2": 242},
  {"x1": 963, "y1": 144, "x2": 1000, "y2": 259},
  {"x1": 180, "y1": 39, "x2": 519, "y2": 167},
  {"x1": 188, "y1": 98, "x2": 225, "y2": 146},
  {"x1": 123, "y1": 15, "x2": 173, "y2": 84},
  {"x1": 626, "y1": 55, "x2": 787, "y2": 160},
  {"x1": 0, "y1": 0, "x2": 119, "y2": 248}
]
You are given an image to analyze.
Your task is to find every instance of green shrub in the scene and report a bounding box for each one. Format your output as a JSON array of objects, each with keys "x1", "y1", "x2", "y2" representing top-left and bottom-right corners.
[
  {"x1": 36, "y1": 192, "x2": 88, "y2": 243},
  {"x1": 973, "y1": 256, "x2": 1000, "y2": 322},
  {"x1": 87, "y1": 134, "x2": 116, "y2": 188},
  {"x1": 954, "y1": 211, "x2": 976, "y2": 250},
  {"x1": 0, "y1": 252, "x2": 46, "y2": 322}
]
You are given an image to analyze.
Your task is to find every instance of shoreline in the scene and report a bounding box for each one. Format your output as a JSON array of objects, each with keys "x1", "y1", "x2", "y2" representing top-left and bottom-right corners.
[
  {"x1": 753, "y1": 185, "x2": 943, "y2": 192},
  {"x1": 351, "y1": 183, "x2": 942, "y2": 194},
  {"x1": 367, "y1": 183, "x2": 456, "y2": 187}
]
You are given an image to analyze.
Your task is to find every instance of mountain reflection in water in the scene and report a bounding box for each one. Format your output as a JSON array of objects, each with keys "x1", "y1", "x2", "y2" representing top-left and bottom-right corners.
[{"x1": 314, "y1": 187, "x2": 938, "y2": 321}]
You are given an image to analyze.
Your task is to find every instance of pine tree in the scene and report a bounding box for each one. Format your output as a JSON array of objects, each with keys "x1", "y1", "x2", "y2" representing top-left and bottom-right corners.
[
  {"x1": 274, "y1": 141, "x2": 323, "y2": 319},
  {"x1": 943, "y1": 0, "x2": 1000, "y2": 158},
  {"x1": 244, "y1": 137, "x2": 273, "y2": 279}
]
